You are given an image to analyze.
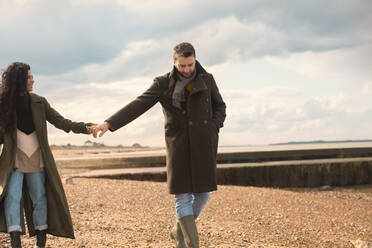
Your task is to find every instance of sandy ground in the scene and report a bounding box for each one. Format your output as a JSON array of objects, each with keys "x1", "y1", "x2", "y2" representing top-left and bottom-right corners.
[{"x1": 1, "y1": 176, "x2": 371, "y2": 248}]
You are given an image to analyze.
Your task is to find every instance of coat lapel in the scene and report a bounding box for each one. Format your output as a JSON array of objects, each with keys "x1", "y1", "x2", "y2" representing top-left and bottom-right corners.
[
  {"x1": 190, "y1": 60, "x2": 208, "y2": 96},
  {"x1": 30, "y1": 94, "x2": 44, "y2": 134},
  {"x1": 189, "y1": 76, "x2": 207, "y2": 96},
  {"x1": 164, "y1": 68, "x2": 177, "y2": 98}
]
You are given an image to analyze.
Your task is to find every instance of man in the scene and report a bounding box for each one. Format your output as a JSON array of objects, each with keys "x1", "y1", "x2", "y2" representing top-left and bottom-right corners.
[{"x1": 93, "y1": 42, "x2": 226, "y2": 248}]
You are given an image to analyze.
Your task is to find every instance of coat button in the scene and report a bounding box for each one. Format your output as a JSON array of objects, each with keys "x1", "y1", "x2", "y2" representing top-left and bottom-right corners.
[
  {"x1": 206, "y1": 98, "x2": 209, "y2": 102},
  {"x1": 188, "y1": 121, "x2": 193, "y2": 126},
  {"x1": 182, "y1": 110, "x2": 186, "y2": 115},
  {"x1": 204, "y1": 120, "x2": 208, "y2": 124}
]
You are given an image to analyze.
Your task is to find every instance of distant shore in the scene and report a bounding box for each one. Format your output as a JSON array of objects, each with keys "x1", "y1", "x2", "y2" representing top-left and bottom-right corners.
[
  {"x1": 50, "y1": 141, "x2": 372, "y2": 159},
  {"x1": 51, "y1": 146, "x2": 163, "y2": 158}
]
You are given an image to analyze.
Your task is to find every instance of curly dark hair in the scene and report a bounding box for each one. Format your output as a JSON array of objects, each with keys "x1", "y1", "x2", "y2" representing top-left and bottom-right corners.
[{"x1": 0, "y1": 62, "x2": 31, "y2": 132}]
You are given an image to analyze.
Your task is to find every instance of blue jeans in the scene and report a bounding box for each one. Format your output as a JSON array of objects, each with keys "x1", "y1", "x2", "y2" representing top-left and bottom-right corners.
[
  {"x1": 4, "y1": 171, "x2": 48, "y2": 233},
  {"x1": 175, "y1": 192, "x2": 210, "y2": 219}
]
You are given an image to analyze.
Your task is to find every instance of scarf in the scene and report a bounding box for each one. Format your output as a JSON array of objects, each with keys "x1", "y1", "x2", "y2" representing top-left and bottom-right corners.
[{"x1": 172, "y1": 69, "x2": 197, "y2": 109}]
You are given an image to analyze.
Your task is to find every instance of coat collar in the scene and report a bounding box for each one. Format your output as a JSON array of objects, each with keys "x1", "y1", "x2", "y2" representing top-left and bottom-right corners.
[
  {"x1": 29, "y1": 93, "x2": 43, "y2": 133},
  {"x1": 30, "y1": 93, "x2": 43, "y2": 103}
]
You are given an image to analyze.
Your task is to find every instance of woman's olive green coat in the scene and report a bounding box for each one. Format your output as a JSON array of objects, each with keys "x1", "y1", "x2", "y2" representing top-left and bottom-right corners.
[
  {"x1": 107, "y1": 61, "x2": 226, "y2": 194},
  {"x1": 0, "y1": 93, "x2": 89, "y2": 238}
]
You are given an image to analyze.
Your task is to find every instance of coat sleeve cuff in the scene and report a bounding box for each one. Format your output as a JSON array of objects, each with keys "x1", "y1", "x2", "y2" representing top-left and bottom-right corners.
[{"x1": 104, "y1": 120, "x2": 116, "y2": 132}]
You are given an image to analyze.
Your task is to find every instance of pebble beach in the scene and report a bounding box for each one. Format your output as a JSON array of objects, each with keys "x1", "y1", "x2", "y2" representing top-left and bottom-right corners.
[{"x1": 1, "y1": 176, "x2": 371, "y2": 247}]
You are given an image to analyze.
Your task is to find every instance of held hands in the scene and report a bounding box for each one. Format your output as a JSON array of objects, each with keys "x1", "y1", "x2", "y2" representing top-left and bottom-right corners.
[
  {"x1": 92, "y1": 121, "x2": 111, "y2": 138},
  {"x1": 86, "y1": 124, "x2": 98, "y2": 134}
]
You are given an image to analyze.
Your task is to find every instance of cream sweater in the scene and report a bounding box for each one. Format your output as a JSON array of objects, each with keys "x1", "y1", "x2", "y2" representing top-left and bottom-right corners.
[{"x1": 14, "y1": 129, "x2": 44, "y2": 173}]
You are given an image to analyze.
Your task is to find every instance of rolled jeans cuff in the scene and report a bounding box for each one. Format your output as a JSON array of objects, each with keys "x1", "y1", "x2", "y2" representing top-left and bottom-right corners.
[
  {"x1": 8, "y1": 225, "x2": 22, "y2": 233},
  {"x1": 35, "y1": 224, "x2": 48, "y2": 231}
]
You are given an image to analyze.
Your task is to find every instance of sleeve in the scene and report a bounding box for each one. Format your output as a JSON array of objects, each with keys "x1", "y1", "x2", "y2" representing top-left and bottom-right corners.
[
  {"x1": 210, "y1": 75, "x2": 226, "y2": 128},
  {"x1": 44, "y1": 97, "x2": 90, "y2": 134},
  {"x1": 106, "y1": 79, "x2": 161, "y2": 131}
]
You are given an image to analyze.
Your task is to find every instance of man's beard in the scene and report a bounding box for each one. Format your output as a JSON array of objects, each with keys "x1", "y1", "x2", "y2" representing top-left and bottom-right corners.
[{"x1": 179, "y1": 69, "x2": 195, "y2": 79}]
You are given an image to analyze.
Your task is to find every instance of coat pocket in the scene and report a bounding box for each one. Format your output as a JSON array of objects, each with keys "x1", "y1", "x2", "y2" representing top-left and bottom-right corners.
[{"x1": 209, "y1": 120, "x2": 219, "y2": 134}]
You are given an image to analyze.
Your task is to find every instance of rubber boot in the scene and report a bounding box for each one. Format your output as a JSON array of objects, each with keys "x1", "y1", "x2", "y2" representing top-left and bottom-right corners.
[
  {"x1": 34, "y1": 230, "x2": 47, "y2": 248},
  {"x1": 178, "y1": 215, "x2": 199, "y2": 248},
  {"x1": 10, "y1": 231, "x2": 22, "y2": 248},
  {"x1": 170, "y1": 220, "x2": 186, "y2": 248}
]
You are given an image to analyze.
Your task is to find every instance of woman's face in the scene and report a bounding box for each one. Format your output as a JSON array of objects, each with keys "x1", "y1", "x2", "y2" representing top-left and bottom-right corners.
[{"x1": 27, "y1": 70, "x2": 34, "y2": 92}]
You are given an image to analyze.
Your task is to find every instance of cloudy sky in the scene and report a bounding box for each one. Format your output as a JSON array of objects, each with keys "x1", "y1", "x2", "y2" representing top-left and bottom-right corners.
[{"x1": 1, "y1": 0, "x2": 371, "y2": 146}]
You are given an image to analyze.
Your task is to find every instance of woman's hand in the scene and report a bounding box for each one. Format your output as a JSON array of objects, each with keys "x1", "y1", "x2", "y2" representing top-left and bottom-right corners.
[{"x1": 86, "y1": 124, "x2": 98, "y2": 134}]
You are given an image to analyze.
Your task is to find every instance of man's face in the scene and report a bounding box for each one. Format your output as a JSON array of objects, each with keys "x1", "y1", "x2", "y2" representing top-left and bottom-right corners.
[{"x1": 174, "y1": 55, "x2": 196, "y2": 78}]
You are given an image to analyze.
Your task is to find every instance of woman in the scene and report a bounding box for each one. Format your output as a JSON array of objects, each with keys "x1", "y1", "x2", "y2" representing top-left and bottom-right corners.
[{"x1": 0, "y1": 62, "x2": 94, "y2": 248}]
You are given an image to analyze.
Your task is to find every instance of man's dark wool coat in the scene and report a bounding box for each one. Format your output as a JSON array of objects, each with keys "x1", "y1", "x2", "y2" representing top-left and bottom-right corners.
[{"x1": 107, "y1": 61, "x2": 226, "y2": 194}]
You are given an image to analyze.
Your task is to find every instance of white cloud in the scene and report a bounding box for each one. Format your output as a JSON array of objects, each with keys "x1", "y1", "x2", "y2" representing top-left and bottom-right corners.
[
  {"x1": 42, "y1": 74, "x2": 372, "y2": 146},
  {"x1": 183, "y1": 16, "x2": 286, "y2": 64},
  {"x1": 45, "y1": 78, "x2": 165, "y2": 146},
  {"x1": 265, "y1": 45, "x2": 372, "y2": 79},
  {"x1": 363, "y1": 82, "x2": 372, "y2": 95},
  {"x1": 220, "y1": 90, "x2": 369, "y2": 143},
  {"x1": 2, "y1": 1, "x2": 372, "y2": 146},
  {"x1": 35, "y1": 16, "x2": 285, "y2": 86},
  {"x1": 223, "y1": 87, "x2": 303, "y2": 105},
  {"x1": 115, "y1": 0, "x2": 192, "y2": 12}
]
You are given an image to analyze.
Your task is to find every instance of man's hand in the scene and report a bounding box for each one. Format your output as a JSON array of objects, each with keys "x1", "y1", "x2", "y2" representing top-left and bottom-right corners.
[{"x1": 92, "y1": 121, "x2": 111, "y2": 138}]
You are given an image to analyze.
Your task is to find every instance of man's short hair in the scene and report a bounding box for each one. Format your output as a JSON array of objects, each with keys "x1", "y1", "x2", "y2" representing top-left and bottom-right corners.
[{"x1": 173, "y1": 42, "x2": 195, "y2": 58}]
